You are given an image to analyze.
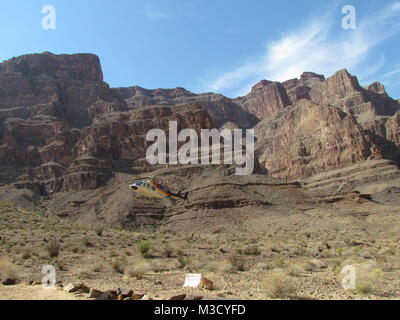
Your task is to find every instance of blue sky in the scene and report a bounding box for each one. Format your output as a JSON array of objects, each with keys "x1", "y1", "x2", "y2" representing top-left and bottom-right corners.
[{"x1": 1, "y1": 0, "x2": 399, "y2": 99}]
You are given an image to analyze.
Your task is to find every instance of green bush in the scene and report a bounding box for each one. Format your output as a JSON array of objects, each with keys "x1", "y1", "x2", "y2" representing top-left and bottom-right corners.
[{"x1": 136, "y1": 240, "x2": 151, "y2": 256}]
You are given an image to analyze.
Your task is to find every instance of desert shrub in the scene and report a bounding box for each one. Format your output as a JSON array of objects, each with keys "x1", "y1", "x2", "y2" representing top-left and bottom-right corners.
[
  {"x1": 305, "y1": 259, "x2": 326, "y2": 272},
  {"x1": 255, "y1": 262, "x2": 273, "y2": 271},
  {"x1": 203, "y1": 261, "x2": 219, "y2": 273},
  {"x1": 273, "y1": 257, "x2": 289, "y2": 269},
  {"x1": 150, "y1": 261, "x2": 169, "y2": 273},
  {"x1": 125, "y1": 250, "x2": 132, "y2": 256},
  {"x1": 336, "y1": 247, "x2": 344, "y2": 255},
  {"x1": 262, "y1": 270, "x2": 299, "y2": 299},
  {"x1": 355, "y1": 266, "x2": 384, "y2": 295},
  {"x1": 0, "y1": 259, "x2": 19, "y2": 280},
  {"x1": 46, "y1": 238, "x2": 60, "y2": 258},
  {"x1": 176, "y1": 250, "x2": 191, "y2": 269},
  {"x1": 111, "y1": 257, "x2": 127, "y2": 274},
  {"x1": 21, "y1": 250, "x2": 31, "y2": 260},
  {"x1": 162, "y1": 245, "x2": 174, "y2": 258},
  {"x1": 136, "y1": 240, "x2": 151, "y2": 256},
  {"x1": 219, "y1": 262, "x2": 235, "y2": 273},
  {"x1": 125, "y1": 261, "x2": 149, "y2": 279},
  {"x1": 82, "y1": 236, "x2": 93, "y2": 247},
  {"x1": 287, "y1": 264, "x2": 305, "y2": 277},
  {"x1": 243, "y1": 245, "x2": 261, "y2": 256},
  {"x1": 228, "y1": 253, "x2": 246, "y2": 271},
  {"x1": 109, "y1": 250, "x2": 118, "y2": 257},
  {"x1": 91, "y1": 260, "x2": 104, "y2": 273},
  {"x1": 55, "y1": 261, "x2": 67, "y2": 271},
  {"x1": 95, "y1": 225, "x2": 104, "y2": 237},
  {"x1": 356, "y1": 280, "x2": 374, "y2": 294},
  {"x1": 304, "y1": 232, "x2": 312, "y2": 239}
]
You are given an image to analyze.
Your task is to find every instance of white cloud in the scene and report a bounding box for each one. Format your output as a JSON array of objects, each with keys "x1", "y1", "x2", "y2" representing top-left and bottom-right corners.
[
  {"x1": 203, "y1": 3, "x2": 400, "y2": 97},
  {"x1": 391, "y1": 2, "x2": 400, "y2": 12},
  {"x1": 144, "y1": 6, "x2": 170, "y2": 20},
  {"x1": 382, "y1": 68, "x2": 400, "y2": 78}
]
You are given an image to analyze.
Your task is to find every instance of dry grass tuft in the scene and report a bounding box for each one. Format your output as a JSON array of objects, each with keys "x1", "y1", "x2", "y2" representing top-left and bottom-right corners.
[{"x1": 262, "y1": 270, "x2": 299, "y2": 299}]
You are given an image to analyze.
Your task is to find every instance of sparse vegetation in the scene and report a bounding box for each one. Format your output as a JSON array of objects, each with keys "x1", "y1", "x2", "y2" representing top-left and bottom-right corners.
[
  {"x1": 95, "y1": 225, "x2": 105, "y2": 237},
  {"x1": 46, "y1": 238, "x2": 60, "y2": 258},
  {"x1": 228, "y1": 252, "x2": 246, "y2": 271},
  {"x1": 82, "y1": 236, "x2": 93, "y2": 248},
  {"x1": 243, "y1": 245, "x2": 261, "y2": 256},
  {"x1": 162, "y1": 245, "x2": 174, "y2": 258},
  {"x1": 0, "y1": 259, "x2": 19, "y2": 280},
  {"x1": 176, "y1": 250, "x2": 191, "y2": 269},
  {"x1": 125, "y1": 261, "x2": 149, "y2": 279},
  {"x1": 262, "y1": 270, "x2": 299, "y2": 299},
  {"x1": 111, "y1": 257, "x2": 127, "y2": 274},
  {"x1": 0, "y1": 200, "x2": 399, "y2": 300},
  {"x1": 136, "y1": 240, "x2": 151, "y2": 257}
]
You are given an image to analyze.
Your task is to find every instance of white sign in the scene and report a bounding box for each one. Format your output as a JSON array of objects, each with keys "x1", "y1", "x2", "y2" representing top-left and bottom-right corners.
[{"x1": 183, "y1": 273, "x2": 202, "y2": 288}]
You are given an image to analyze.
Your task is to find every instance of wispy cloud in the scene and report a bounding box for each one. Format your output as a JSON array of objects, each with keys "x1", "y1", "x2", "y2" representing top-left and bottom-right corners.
[
  {"x1": 381, "y1": 68, "x2": 400, "y2": 78},
  {"x1": 202, "y1": 2, "x2": 400, "y2": 97},
  {"x1": 144, "y1": 5, "x2": 171, "y2": 20}
]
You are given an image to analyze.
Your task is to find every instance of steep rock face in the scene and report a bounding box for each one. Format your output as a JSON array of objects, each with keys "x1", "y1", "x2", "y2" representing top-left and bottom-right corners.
[
  {"x1": 309, "y1": 69, "x2": 363, "y2": 107},
  {"x1": 112, "y1": 87, "x2": 259, "y2": 129},
  {"x1": 309, "y1": 70, "x2": 399, "y2": 119},
  {"x1": 10, "y1": 103, "x2": 217, "y2": 194},
  {"x1": 282, "y1": 72, "x2": 325, "y2": 105},
  {"x1": 230, "y1": 72, "x2": 325, "y2": 120},
  {"x1": 367, "y1": 82, "x2": 389, "y2": 97},
  {"x1": 0, "y1": 118, "x2": 77, "y2": 166},
  {"x1": 384, "y1": 110, "x2": 400, "y2": 161},
  {"x1": 254, "y1": 99, "x2": 375, "y2": 180},
  {"x1": 306, "y1": 70, "x2": 400, "y2": 165},
  {"x1": 0, "y1": 52, "x2": 103, "y2": 81},
  {"x1": 73, "y1": 103, "x2": 216, "y2": 163},
  {"x1": 235, "y1": 81, "x2": 291, "y2": 120},
  {"x1": 0, "y1": 52, "x2": 126, "y2": 128}
]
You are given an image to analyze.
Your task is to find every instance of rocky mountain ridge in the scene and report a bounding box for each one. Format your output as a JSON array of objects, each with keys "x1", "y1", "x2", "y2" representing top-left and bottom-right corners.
[
  {"x1": 0, "y1": 52, "x2": 399, "y2": 228},
  {"x1": 115, "y1": 68, "x2": 400, "y2": 181}
]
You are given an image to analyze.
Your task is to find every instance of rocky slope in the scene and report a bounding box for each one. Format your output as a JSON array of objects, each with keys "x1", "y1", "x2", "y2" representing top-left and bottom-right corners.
[
  {"x1": 115, "y1": 69, "x2": 400, "y2": 182},
  {"x1": 0, "y1": 51, "x2": 400, "y2": 230},
  {"x1": 0, "y1": 53, "x2": 217, "y2": 197},
  {"x1": 254, "y1": 99, "x2": 373, "y2": 180}
]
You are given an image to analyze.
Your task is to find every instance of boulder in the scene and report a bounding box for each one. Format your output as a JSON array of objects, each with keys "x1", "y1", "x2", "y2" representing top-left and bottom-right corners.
[
  {"x1": 199, "y1": 277, "x2": 214, "y2": 290},
  {"x1": 2, "y1": 278, "x2": 17, "y2": 286},
  {"x1": 63, "y1": 283, "x2": 80, "y2": 293},
  {"x1": 116, "y1": 288, "x2": 133, "y2": 299},
  {"x1": 88, "y1": 288, "x2": 104, "y2": 298},
  {"x1": 169, "y1": 294, "x2": 186, "y2": 300}
]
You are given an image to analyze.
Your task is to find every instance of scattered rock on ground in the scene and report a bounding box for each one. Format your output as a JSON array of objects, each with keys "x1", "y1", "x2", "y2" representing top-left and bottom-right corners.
[
  {"x1": 2, "y1": 278, "x2": 17, "y2": 286},
  {"x1": 88, "y1": 288, "x2": 104, "y2": 298},
  {"x1": 170, "y1": 294, "x2": 186, "y2": 300},
  {"x1": 199, "y1": 277, "x2": 214, "y2": 290}
]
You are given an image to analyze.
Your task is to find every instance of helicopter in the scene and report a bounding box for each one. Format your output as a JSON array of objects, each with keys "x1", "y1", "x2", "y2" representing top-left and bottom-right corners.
[{"x1": 129, "y1": 179, "x2": 188, "y2": 201}]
